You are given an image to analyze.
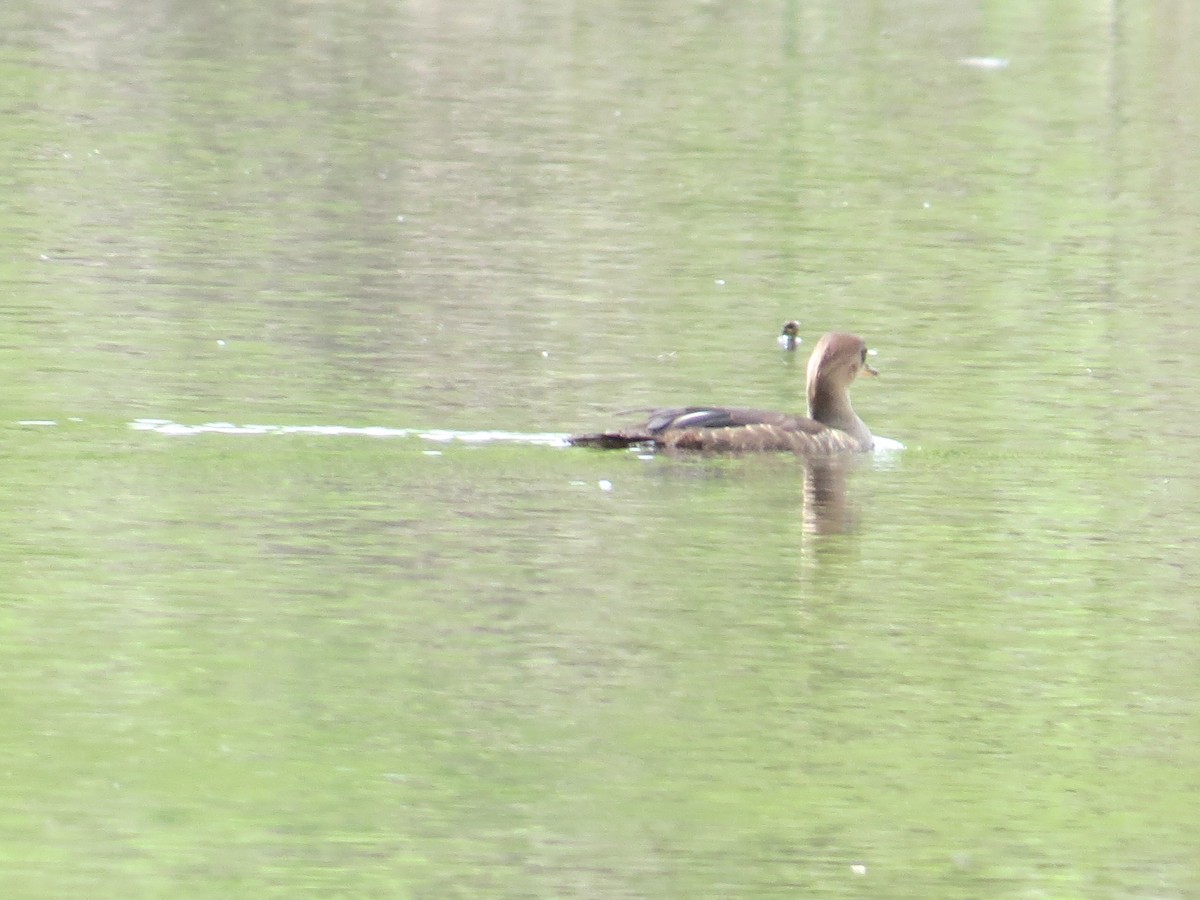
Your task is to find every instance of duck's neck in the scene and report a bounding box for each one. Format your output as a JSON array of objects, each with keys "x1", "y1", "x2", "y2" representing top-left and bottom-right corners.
[{"x1": 808, "y1": 379, "x2": 871, "y2": 444}]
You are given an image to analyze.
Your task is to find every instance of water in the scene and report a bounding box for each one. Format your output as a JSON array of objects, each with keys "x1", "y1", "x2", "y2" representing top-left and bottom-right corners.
[{"x1": 3, "y1": 1, "x2": 1200, "y2": 896}]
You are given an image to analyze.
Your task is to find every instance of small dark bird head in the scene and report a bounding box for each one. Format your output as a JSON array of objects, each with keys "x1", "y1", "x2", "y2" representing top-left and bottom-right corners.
[{"x1": 778, "y1": 320, "x2": 802, "y2": 351}]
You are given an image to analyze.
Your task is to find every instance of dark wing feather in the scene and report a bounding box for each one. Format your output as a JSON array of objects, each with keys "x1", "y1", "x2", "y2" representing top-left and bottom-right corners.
[{"x1": 644, "y1": 406, "x2": 823, "y2": 434}]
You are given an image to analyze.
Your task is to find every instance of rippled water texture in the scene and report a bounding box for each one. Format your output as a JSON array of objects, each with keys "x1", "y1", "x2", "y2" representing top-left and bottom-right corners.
[{"x1": 2, "y1": 1, "x2": 1200, "y2": 897}]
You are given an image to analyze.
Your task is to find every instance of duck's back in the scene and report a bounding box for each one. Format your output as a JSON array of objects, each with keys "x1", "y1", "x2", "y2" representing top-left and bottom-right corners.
[
  {"x1": 644, "y1": 406, "x2": 817, "y2": 433},
  {"x1": 570, "y1": 405, "x2": 870, "y2": 453}
]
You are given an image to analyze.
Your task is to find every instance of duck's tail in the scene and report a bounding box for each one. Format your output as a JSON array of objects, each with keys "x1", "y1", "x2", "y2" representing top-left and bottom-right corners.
[{"x1": 567, "y1": 431, "x2": 654, "y2": 449}]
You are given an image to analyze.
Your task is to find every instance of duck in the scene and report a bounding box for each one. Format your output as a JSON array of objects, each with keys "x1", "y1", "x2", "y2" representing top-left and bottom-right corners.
[
  {"x1": 778, "y1": 320, "x2": 802, "y2": 351},
  {"x1": 570, "y1": 331, "x2": 878, "y2": 453}
]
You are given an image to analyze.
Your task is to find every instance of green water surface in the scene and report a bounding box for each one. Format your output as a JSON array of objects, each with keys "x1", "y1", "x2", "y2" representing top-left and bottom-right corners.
[{"x1": 1, "y1": 1, "x2": 1199, "y2": 897}]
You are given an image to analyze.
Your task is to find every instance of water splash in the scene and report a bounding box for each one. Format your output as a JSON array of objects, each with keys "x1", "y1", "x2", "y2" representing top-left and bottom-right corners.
[{"x1": 959, "y1": 56, "x2": 1009, "y2": 70}]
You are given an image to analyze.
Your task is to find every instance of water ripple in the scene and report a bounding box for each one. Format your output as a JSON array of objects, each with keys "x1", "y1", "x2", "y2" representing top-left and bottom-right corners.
[{"x1": 128, "y1": 419, "x2": 573, "y2": 446}]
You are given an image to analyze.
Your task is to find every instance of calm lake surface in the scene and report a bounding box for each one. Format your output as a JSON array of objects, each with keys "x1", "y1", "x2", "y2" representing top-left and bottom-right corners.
[{"x1": 3, "y1": 1, "x2": 1200, "y2": 896}]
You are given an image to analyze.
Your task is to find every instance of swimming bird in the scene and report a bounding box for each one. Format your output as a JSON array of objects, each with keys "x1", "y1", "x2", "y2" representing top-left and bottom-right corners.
[
  {"x1": 570, "y1": 331, "x2": 878, "y2": 453},
  {"x1": 778, "y1": 320, "x2": 801, "y2": 351}
]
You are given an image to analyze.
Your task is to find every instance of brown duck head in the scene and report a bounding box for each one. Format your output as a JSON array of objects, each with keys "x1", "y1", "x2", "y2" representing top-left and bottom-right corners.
[{"x1": 806, "y1": 332, "x2": 877, "y2": 445}]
